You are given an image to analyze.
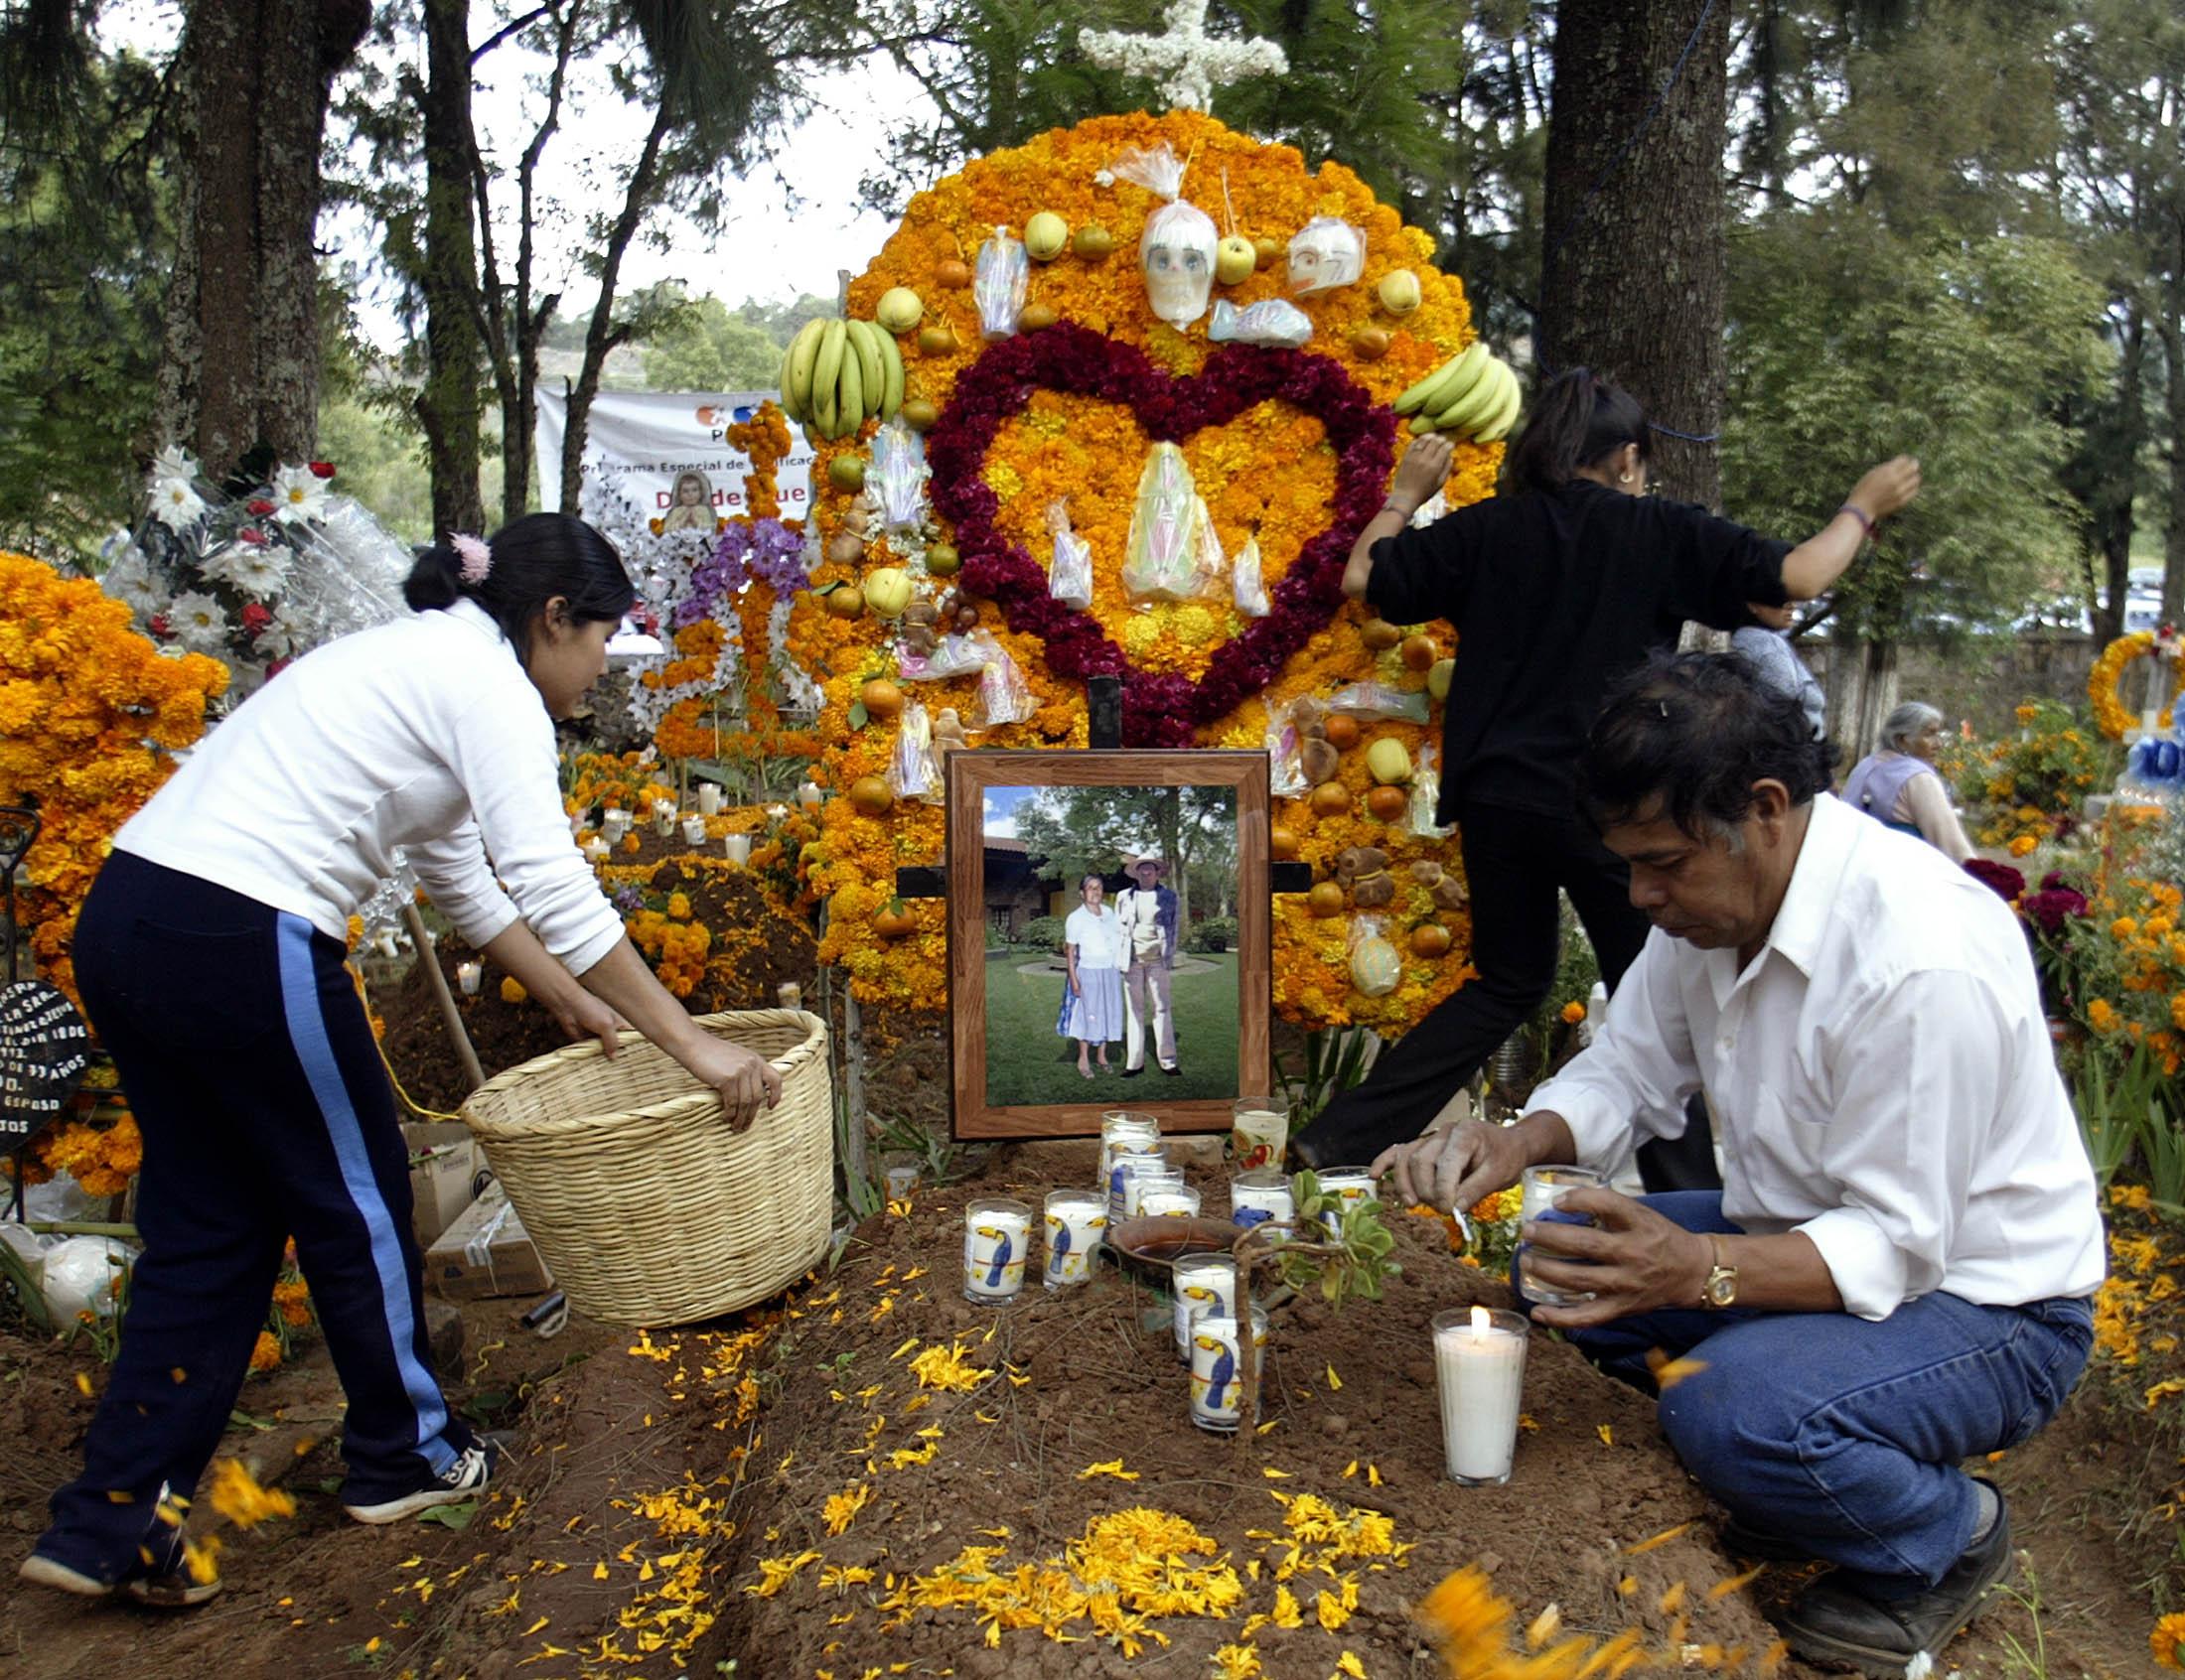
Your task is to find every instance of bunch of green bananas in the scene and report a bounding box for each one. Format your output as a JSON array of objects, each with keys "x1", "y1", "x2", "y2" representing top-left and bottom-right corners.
[
  {"x1": 779, "y1": 317, "x2": 906, "y2": 440},
  {"x1": 1392, "y1": 343, "x2": 1524, "y2": 442}
]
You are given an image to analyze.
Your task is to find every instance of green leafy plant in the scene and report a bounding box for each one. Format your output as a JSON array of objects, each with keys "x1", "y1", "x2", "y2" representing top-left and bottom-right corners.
[
  {"x1": 2072, "y1": 1040, "x2": 2154, "y2": 1188},
  {"x1": 1186, "y1": 915, "x2": 1237, "y2": 954},
  {"x1": 1274, "y1": 1172, "x2": 1401, "y2": 1304},
  {"x1": 1277, "y1": 1027, "x2": 1377, "y2": 1134}
]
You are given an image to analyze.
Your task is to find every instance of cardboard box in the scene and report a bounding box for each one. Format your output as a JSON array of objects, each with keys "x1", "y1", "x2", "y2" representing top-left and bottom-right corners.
[
  {"x1": 405, "y1": 1122, "x2": 490, "y2": 1249},
  {"x1": 424, "y1": 1183, "x2": 551, "y2": 1301}
]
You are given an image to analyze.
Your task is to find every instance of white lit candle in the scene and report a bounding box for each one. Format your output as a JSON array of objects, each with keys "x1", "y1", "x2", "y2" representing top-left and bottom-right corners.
[
  {"x1": 697, "y1": 782, "x2": 723, "y2": 816},
  {"x1": 1189, "y1": 1307, "x2": 1268, "y2": 1434},
  {"x1": 602, "y1": 809, "x2": 631, "y2": 842},
  {"x1": 963, "y1": 1197, "x2": 1032, "y2": 1304},
  {"x1": 456, "y1": 961, "x2": 482, "y2": 996},
  {"x1": 654, "y1": 799, "x2": 677, "y2": 838},
  {"x1": 723, "y1": 832, "x2": 752, "y2": 866},
  {"x1": 1139, "y1": 1185, "x2": 1201, "y2": 1221},
  {"x1": 797, "y1": 780, "x2": 824, "y2": 812},
  {"x1": 1043, "y1": 1190, "x2": 1107, "y2": 1290},
  {"x1": 1433, "y1": 1306, "x2": 1529, "y2": 1484},
  {"x1": 582, "y1": 836, "x2": 610, "y2": 865},
  {"x1": 1122, "y1": 1165, "x2": 1184, "y2": 1222},
  {"x1": 1230, "y1": 1170, "x2": 1294, "y2": 1229}
]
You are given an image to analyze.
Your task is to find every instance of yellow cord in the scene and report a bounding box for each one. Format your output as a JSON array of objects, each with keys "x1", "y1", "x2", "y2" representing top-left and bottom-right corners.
[{"x1": 352, "y1": 965, "x2": 471, "y2": 1123}]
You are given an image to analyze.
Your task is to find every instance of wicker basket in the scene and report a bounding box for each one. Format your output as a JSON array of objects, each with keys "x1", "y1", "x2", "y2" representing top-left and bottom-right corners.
[{"x1": 460, "y1": 1008, "x2": 832, "y2": 1328}]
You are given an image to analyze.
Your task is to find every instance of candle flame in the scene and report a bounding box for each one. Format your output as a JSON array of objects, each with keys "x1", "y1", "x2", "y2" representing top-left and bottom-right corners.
[{"x1": 1470, "y1": 1306, "x2": 1491, "y2": 1336}]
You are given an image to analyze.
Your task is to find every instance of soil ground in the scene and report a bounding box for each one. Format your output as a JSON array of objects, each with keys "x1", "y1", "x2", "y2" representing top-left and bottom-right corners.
[{"x1": 2, "y1": 1139, "x2": 2177, "y2": 1680}]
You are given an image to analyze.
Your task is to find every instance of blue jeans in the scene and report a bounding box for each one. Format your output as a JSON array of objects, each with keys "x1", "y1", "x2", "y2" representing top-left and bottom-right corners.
[{"x1": 1536, "y1": 1192, "x2": 2094, "y2": 1598}]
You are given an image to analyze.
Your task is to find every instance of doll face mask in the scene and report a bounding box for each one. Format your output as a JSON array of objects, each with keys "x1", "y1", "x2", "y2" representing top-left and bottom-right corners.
[
  {"x1": 1287, "y1": 217, "x2": 1366, "y2": 295},
  {"x1": 1140, "y1": 202, "x2": 1219, "y2": 330}
]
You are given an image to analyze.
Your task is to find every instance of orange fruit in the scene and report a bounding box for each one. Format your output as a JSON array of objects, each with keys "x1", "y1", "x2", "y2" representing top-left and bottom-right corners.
[
  {"x1": 1269, "y1": 825, "x2": 1299, "y2": 860},
  {"x1": 1323, "y1": 714, "x2": 1361, "y2": 751},
  {"x1": 1400, "y1": 633, "x2": 1438, "y2": 671},
  {"x1": 1366, "y1": 785, "x2": 1409, "y2": 822},
  {"x1": 1308, "y1": 882, "x2": 1346, "y2": 918},
  {"x1": 1409, "y1": 924, "x2": 1451, "y2": 958},
  {"x1": 861, "y1": 678, "x2": 904, "y2": 720},
  {"x1": 1019, "y1": 302, "x2": 1059, "y2": 331},
  {"x1": 935, "y1": 259, "x2": 971, "y2": 289},
  {"x1": 848, "y1": 775, "x2": 893, "y2": 816},
  {"x1": 901, "y1": 398, "x2": 940, "y2": 430},
  {"x1": 917, "y1": 325, "x2": 958, "y2": 356},
  {"x1": 1350, "y1": 327, "x2": 1391, "y2": 361},
  {"x1": 822, "y1": 586, "x2": 865, "y2": 620}
]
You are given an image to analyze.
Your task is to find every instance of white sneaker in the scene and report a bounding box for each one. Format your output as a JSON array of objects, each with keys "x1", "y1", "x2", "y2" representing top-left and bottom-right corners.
[{"x1": 343, "y1": 1442, "x2": 496, "y2": 1524}]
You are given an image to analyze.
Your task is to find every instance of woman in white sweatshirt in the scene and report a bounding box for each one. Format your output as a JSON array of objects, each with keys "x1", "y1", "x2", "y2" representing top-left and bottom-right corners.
[{"x1": 20, "y1": 513, "x2": 778, "y2": 1608}]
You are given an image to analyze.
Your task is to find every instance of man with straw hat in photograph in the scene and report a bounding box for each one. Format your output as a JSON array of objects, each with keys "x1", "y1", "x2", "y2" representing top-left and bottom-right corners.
[{"x1": 1114, "y1": 851, "x2": 1182, "y2": 1078}]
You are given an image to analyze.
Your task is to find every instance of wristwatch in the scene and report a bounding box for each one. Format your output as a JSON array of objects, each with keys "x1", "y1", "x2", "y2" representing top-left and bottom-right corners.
[{"x1": 1700, "y1": 1236, "x2": 1739, "y2": 1310}]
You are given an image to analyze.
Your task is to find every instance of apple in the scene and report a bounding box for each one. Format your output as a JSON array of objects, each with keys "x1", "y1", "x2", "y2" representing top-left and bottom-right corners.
[
  {"x1": 1025, "y1": 211, "x2": 1069, "y2": 261},
  {"x1": 1367, "y1": 738, "x2": 1413, "y2": 784},
  {"x1": 1215, "y1": 235, "x2": 1257, "y2": 285},
  {"x1": 862, "y1": 568, "x2": 913, "y2": 621},
  {"x1": 875, "y1": 287, "x2": 924, "y2": 334},
  {"x1": 1378, "y1": 269, "x2": 1423, "y2": 315}
]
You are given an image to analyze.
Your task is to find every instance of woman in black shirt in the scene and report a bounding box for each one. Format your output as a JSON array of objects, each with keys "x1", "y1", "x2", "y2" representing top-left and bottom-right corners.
[{"x1": 1293, "y1": 368, "x2": 1919, "y2": 1178}]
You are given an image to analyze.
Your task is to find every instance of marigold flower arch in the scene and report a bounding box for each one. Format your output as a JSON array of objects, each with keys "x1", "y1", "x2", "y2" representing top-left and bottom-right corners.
[{"x1": 749, "y1": 111, "x2": 1505, "y2": 1027}]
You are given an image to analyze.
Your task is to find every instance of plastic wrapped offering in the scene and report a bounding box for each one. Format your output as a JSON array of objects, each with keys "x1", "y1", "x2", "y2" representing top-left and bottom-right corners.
[
  {"x1": 1208, "y1": 298, "x2": 1313, "y2": 348},
  {"x1": 974, "y1": 227, "x2": 1029, "y2": 340},
  {"x1": 869, "y1": 418, "x2": 931, "y2": 529},
  {"x1": 1231, "y1": 534, "x2": 1269, "y2": 618},
  {"x1": 1048, "y1": 498, "x2": 1093, "y2": 609},
  {"x1": 1348, "y1": 915, "x2": 1401, "y2": 997},
  {"x1": 1120, "y1": 444, "x2": 1224, "y2": 602},
  {"x1": 889, "y1": 700, "x2": 945, "y2": 804},
  {"x1": 1287, "y1": 217, "x2": 1366, "y2": 296},
  {"x1": 1113, "y1": 144, "x2": 1218, "y2": 331}
]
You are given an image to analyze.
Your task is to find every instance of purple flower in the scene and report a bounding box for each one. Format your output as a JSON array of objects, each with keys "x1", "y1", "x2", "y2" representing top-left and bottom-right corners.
[
  {"x1": 2019, "y1": 887, "x2": 2088, "y2": 936},
  {"x1": 1963, "y1": 858, "x2": 2025, "y2": 904}
]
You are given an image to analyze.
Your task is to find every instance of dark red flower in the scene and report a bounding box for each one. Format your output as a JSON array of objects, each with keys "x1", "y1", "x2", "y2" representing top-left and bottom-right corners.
[
  {"x1": 2020, "y1": 886, "x2": 2088, "y2": 936},
  {"x1": 246, "y1": 498, "x2": 276, "y2": 516},
  {"x1": 238, "y1": 526, "x2": 267, "y2": 546},
  {"x1": 1962, "y1": 858, "x2": 2024, "y2": 904},
  {"x1": 307, "y1": 461, "x2": 337, "y2": 480},
  {"x1": 149, "y1": 613, "x2": 170, "y2": 637},
  {"x1": 240, "y1": 603, "x2": 273, "y2": 636}
]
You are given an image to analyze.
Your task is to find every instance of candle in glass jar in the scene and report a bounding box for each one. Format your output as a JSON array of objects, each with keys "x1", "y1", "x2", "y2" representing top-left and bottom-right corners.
[
  {"x1": 654, "y1": 799, "x2": 678, "y2": 838},
  {"x1": 1315, "y1": 1167, "x2": 1378, "y2": 1234},
  {"x1": 963, "y1": 1197, "x2": 1032, "y2": 1304},
  {"x1": 1230, "y1": 1096, "x2": 1289, "y2": 1172},
  {"x1": 697, "y1": 782, "x2": 723, "y2": 816},
  {"x1": 1122, "y1": 1165, "x2": 1184, "y2": 1222},
  {"x1": 1189, "y1": 1307, "x2": 1269, "y2": 1433},
  {"x1": 1171, "y1": 1255, "x2": 1236, "y2": 1359},
  {"x1": 1517, "y1": 1164, "x2": 1606, "y2": 1308},
  {"x1": 723, "y1": 833, "x2": 753, "y2": 865},
  {"x1": 1230, "y1": 1169, "x2": 1294, "y2": 1229},
  {"x1": 1433, "y1": 1306, "x2": 1529, "y2": 1483},
  {"x1": 582, "y1": 836, "x2": 610, "y2": 865},
  {"x1": 1043, "y1": 1190, "x2": 1107, "y2": 1289},
  {"x1": 1106, "y1": 1147, "x2": 1168, "y2": 1223},
  {"x1": 1099, "y1": 1112, "x2": 1160, "y2": 1185},
  {"x1": 456, "y1": 961, "x2": 482, "y2": 996},
  {"x1": 681, "y1": 815, "x2": 708, "y2": 846},
  {"x1": 602, "y1": 809, "x2": 631, "y2": 842},
  {"x1": 1138, "y1": 1185, "x2": 1201, "y2": 1221},
  {"x1": 797, "y1": 780, "x2": 824, "y2": 812}
]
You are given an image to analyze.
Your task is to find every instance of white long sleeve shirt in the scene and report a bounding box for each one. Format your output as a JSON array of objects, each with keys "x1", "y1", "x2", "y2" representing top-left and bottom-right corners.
[
  {"x1": 118, "y1": 599, "x2": 626, "y2": 975},
  {"x1": 1528, "y1": 792, "x2": 2105, "y2": 1322}
]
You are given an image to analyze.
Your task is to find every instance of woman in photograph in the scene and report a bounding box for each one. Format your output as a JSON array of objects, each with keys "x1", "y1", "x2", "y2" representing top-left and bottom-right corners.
[{"x1": 1058, "y1": 873, "x2": 1125, "y2": 1078}]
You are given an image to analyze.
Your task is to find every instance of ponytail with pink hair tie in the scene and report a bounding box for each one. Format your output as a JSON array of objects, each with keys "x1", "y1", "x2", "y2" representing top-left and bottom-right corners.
[{"x1": 451, "y1": 533, "x2": 493, "y2": 585}]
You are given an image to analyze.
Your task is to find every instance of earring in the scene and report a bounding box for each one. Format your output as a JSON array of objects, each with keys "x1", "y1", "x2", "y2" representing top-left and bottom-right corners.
[{"x1": 1620, "y1": 472, "x2": 1635, "y2": 485}]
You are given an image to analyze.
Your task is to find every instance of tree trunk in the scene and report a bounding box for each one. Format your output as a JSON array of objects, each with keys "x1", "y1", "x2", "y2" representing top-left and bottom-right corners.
[
  {"x1": 156, "y1": 0, "x2": 367, "y2": 479},
  {"x1": 2163, "y1": 294, "x2": 2185, "y2": 627},
  {"x1": 415, "y1": 0, "x2": 487, "y2": 536},
  {"x1": 560, "y1": 97, "x2": 673, "y2": 511},
  {"x1": 2092, "y1": 305, "x2": 2146, "y2": 645},
  {"x1": 1826, "y1": 621, "x2": 1900, "y2": 760},
  {"x1": 1537, "y1": 0, "x2": 1731, "y2": 508}
]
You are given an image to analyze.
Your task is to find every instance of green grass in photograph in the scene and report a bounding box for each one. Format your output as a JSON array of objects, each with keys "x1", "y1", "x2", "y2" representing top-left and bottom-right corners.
[{"x1": 982, "y1": 951, "x2": 1240, "y2": 1108}]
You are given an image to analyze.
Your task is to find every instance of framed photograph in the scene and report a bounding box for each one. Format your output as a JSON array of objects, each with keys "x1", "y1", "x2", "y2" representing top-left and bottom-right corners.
[{"x1": 947, "y1": 750, "x2": 1272, "y2": 1139}]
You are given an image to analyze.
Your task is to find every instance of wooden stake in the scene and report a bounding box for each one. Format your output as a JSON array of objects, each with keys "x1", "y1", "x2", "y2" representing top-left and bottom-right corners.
[{"x1": 403, "y1": 903, "x2": 488, "y2": 1094}]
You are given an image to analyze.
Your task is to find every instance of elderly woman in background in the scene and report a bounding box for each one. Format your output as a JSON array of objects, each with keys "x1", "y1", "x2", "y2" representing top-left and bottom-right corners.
[{"x1": 1840, "y1": 701, "x2": 1975, "y2": 862}]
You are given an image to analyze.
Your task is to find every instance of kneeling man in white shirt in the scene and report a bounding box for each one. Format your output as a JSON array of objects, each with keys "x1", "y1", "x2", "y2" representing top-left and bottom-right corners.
[{"x1": 1379, "y1": 650, "x2": 2103, "y2": 1677}]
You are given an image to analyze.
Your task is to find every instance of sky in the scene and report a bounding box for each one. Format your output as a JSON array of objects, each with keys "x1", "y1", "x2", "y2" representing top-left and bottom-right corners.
[{"x1": 102, "y1": 0, "x2": 938, "y2": 350}]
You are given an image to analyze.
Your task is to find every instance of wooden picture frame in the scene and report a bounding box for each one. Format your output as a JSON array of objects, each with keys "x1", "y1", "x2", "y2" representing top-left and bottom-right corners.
[{"x1": 947, "y1": 749, "x2": 1272, "y2": 1139}]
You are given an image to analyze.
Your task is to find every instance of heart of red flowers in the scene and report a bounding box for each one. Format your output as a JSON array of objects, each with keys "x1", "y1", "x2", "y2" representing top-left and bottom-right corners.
[{"x1": 925, "y1": 324, "x2": 1396, "y2": 747}]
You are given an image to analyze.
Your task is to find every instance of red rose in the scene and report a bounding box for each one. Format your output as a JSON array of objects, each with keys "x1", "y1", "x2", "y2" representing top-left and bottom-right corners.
[
  {"x1": 150, "y1": 614, "x2": 170, "y2": 637},
  {"x1": 308, "y1": 462, "x2": 337, "y2": 480},
  {"x1": 240, "y1": 603, "x2": 273, "y2": 635},
  {"x1": 246, "y1": 498, "x2": 276, "y2": 516}
]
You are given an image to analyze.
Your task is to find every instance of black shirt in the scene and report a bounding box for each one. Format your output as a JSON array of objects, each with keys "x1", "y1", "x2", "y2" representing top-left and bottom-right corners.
[{"x1": 1368, "y1": 480, "x2": 1792, "y2": 821}]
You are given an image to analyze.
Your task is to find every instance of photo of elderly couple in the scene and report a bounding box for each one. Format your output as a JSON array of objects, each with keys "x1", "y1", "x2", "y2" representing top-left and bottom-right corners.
[{"x1": 979, "y1": 782, "x2": 1240, "y2": 1108}]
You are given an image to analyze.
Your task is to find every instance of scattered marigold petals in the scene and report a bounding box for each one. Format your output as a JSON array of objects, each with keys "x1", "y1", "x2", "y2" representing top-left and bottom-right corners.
[
  {"x1": 1624, "y1": 1520, "x2": 1695, "y2": 1555},
  {"x1": 1079, "y1": 1460, "x2": 1141, "y2": 1481}
]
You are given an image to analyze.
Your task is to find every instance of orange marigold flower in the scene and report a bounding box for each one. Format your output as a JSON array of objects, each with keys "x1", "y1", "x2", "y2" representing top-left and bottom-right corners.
[{"x1": 247, "y1": 1332, "x2": 282, "y2": 1373}]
